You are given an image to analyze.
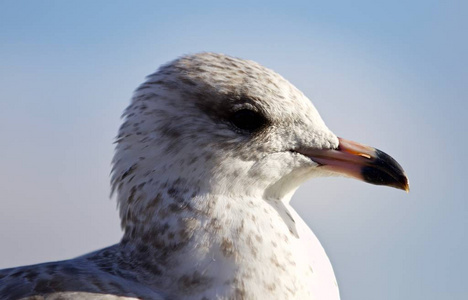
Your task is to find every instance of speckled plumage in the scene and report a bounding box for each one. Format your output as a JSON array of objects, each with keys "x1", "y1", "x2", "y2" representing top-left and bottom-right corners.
[{"x1": 1, "y1": 53, "x2": 342, "y2": 299}]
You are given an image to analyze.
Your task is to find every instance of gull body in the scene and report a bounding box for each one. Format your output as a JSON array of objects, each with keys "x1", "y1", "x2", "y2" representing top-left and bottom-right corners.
[{"x1": 0, "y1": 53, "x2": 408, "y2": 300}]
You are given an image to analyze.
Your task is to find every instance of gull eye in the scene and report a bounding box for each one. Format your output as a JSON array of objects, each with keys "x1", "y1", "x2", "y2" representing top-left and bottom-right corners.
[{"x1": 229, "y1": 109, "x2": 267, "y2": 133}]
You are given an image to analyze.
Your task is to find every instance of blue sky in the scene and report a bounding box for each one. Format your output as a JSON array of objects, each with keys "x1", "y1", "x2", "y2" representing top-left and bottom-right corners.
[{"x1": 0, "y1": 1, "x2": 466, "y2": 299}]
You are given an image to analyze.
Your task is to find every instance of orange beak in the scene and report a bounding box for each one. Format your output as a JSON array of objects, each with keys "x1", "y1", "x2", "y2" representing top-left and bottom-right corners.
[{"x1": 298, "y1": 137, "x2": 410, "y2": 192}]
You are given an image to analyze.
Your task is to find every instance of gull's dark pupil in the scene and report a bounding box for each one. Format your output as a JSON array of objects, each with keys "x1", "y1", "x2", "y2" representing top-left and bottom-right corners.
[{"x1": 230, "y1": 109, "x2": 266, "y2": 132}]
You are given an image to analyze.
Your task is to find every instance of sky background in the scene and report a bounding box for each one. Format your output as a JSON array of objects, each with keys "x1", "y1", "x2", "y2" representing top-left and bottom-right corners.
[{"x1": 0, "y1": 1, "x2": 466, "y2": 299}]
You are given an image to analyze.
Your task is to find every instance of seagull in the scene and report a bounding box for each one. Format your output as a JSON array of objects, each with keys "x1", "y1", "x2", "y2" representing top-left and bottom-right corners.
[{"x1": 0, "y1": 53, "x2": 409, "y2": 300}]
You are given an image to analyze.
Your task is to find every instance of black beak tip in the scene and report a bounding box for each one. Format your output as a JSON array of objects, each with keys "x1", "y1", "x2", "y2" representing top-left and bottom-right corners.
[{"x1": 361, "y1": 149, "x2": 410, "y2": 192}]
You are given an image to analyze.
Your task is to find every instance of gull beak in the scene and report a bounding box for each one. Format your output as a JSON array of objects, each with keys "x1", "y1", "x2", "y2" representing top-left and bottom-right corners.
[{"x1": 300, "y1": 137, "x2": 410, "y2": 192}]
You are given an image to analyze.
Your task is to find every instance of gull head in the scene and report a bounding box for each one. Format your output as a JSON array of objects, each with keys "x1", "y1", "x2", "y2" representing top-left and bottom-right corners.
[{"x1": 111, "y1": 53, "x2": 409, "y2": 229}]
